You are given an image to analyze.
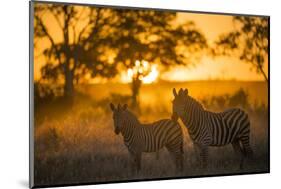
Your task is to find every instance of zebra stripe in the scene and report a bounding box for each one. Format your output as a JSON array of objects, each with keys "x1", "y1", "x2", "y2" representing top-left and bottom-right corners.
[
  {"x1": 110, "y1": 103, "x2": 183, "y2": 172},
  {"x1": 172, "y1": 88, "x2": 253, "y2": 168}
]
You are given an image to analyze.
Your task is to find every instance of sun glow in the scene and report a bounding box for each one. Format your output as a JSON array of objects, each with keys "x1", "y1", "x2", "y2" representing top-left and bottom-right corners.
[
  {"x1": 121, "y1": 60, "x2": 159, "y2": 84},
  {"x1": 142, "y1": 65, "x2": 159, "y2": 84}
]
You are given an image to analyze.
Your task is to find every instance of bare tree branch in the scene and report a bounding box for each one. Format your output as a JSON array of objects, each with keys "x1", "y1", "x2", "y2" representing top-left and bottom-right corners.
[
  {"x1": 78, "y1": 9, "x2": 101, "y2": 45},
  {"x1": 49, "y1": 8, "x2": 63, "y2": 30},
  {"x1": 34, "y1": 14, "x2": 62, "y2": 65}
]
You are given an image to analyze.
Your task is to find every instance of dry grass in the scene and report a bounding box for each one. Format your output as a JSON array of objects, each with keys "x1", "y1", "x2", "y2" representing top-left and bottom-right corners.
[{"x1": 34, "y1": 81, "x2": 269, "y2": 186}]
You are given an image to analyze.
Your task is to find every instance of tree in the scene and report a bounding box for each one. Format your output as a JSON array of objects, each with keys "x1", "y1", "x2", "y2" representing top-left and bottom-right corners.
[
  {"x1": 213, "y1": 16, "x2": 269, "y2": 82},
  {"x1": 34, "y1": 4, "x2": 118, "y2": 98},
  {"x1": 100, "y1": 9, "x2": 207, "y2": 105},
  {"x1": 34, "y1": 4, "x2": 207, "y2": 104}
]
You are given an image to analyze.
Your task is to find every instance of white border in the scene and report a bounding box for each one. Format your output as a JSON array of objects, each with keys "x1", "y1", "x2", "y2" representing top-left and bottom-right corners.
[{"x1": 1, "y1": 0, "x2": 280, "y2": 189}]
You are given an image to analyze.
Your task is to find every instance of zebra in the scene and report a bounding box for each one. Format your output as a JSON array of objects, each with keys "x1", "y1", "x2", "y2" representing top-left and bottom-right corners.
[
  {"x1": 171, "y1": 88, "x2": 253, "y2": 169},
  {"x1": 110, "y1": 103, "x2": 184, "y2": 172}
]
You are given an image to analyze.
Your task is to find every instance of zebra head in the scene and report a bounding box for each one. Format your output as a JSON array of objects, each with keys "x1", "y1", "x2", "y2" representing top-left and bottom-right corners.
[
  {"x1": 172, "y1": 88, "x2": 188, "y2": 121},
  {"x1": 110, "y1": 103, "x2": 128, "y2": 135}
]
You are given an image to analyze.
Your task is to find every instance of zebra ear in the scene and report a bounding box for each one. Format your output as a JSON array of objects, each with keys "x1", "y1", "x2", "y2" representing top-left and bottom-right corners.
[
  {"x1": 173, "y1": 88, "x2": 177, "y2": 97},
  {"x1": 110, "y1": 103, "x2": 115, "y2": 111},
  {"x1": 179, "y1": 88, "x2": 183, "y2": 95},
  {"x1": 183, "y1": 89, "x2": 188, "y2": 96},
  {"x1": 123, "y1": 104, "x2": 128, "y2": 110}
]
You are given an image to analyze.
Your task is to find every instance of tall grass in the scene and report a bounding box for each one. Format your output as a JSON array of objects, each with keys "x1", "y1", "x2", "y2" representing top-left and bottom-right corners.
[{"x1": 34, "y1": 83, "x2": 269, "y2": 186}]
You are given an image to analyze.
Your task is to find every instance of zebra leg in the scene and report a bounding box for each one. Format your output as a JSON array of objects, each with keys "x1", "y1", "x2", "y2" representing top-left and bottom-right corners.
[
  {"x1": 128, "y1": 151, "x2": 136, "y2": 173},
  {"x1": 169, "y1": 151, "x2": 183, "y2": 173},
  {"x1": 135, "y1": 153, "x2": 142, "y2": 173},
  {"x1": 200, "y1": 146, "x2": 208, "y2": 168},
  {"x1": 179, "y1": 141, "x2": 184, "y2": 172},
  {"x1": 240, "y1": 119, "x2": 254, "y2": 160},
  {"x1": 194, "y1": 143, "x2": 201, "y2": 166},
  {"x1": 166, "y1": 143, "x2": 183, "y2": 172},
  {"x1": 129, "y1": 150, "x2": 141, "y2": 173},
  {"x1": 231, "y1": 140, "x2": 244, "y2": 169},
  {"x1": 173, "y1": 146, "x2": 184, "y2": 172},
  {"x1": 194, "y1": 144, "x2": 208, "y2": 168},
  {"x1": 240, "y1": 135, "x2": 254, "y2": 160},
  {"x1": 178, "y1": 152, "x2": 184, "y2": 172},
  {"x1": 155, "y1": 151, "x2": 159, "y2": 160}
]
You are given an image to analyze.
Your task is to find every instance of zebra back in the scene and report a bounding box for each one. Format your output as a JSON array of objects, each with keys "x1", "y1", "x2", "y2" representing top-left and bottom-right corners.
[
  {"x1": 172, "y1": 89, "x2": 251, "y2": 146},
  {"x1": 112, "y1": 106, "x2": 183, "y2": 153}
]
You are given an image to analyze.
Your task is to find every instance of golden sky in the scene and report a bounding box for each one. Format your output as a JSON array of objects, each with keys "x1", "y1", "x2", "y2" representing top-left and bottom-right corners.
[
  {"x1": 162, "y1": 12, "x2": 268, "y2": 81},
  {"x1": 34, "y1": 6, "x2": 268, "y2": 82}
]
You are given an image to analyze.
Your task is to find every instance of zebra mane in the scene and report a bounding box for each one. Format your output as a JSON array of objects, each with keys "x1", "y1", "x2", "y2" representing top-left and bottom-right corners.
[
  {"x1": 123, "y1": 109, "x2": 141, "y2": 126},
  {"x1": 187, "y1": 95, "x2": 204, "y2": 110}
]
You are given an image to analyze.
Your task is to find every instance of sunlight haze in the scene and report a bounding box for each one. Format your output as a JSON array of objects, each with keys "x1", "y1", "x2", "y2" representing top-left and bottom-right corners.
[{"x1": 34, "y1": 6, "x2": 268, "y2": 82}]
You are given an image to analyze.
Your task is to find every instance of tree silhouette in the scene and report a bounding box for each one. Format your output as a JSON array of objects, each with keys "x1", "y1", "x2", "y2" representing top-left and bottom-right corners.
[
  {"x1": 34, "y1": 4, "x2": 118, "y2": 98},
  {"x1": 126, "y1": 60, "x2": 159, "y2": 104},
  {"x1": 99, "y1": 9, "x2": 207, "y2": 105},
  {"x1": 34, "y1": 4, "x2": 207, "y2": 104},
  {"x1": 213, "y1": 16, "x2": 269, "y2": 82}
]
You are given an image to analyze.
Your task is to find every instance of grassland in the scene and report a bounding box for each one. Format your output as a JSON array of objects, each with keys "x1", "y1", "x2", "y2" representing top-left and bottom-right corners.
[{"x1": 33, "y1": 80, "x2": 269, "y2": 186}]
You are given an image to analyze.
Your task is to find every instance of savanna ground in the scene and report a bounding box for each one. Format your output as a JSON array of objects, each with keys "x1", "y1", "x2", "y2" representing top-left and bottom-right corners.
[{"x1": 34, "y1": 80, "x2": 269, "y2": 186}]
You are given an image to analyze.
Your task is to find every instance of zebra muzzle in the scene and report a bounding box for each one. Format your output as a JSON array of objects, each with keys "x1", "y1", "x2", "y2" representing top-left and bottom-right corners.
[{"x1": 114, "y1": 128, "x2": 120, "y2": 135}]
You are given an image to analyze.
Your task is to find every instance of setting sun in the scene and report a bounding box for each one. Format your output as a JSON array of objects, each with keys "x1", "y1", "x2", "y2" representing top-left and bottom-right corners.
[
  {"x1": 121, "y1": 60, "x2": 159, "y2": 84},
  {"x1": 142, "y1": 65, "x2": 159, "y2": 84}
]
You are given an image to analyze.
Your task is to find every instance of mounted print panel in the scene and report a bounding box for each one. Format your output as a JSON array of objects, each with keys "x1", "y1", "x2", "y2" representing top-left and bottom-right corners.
[{"x1": 30, "y1": 1, "x2": 269, "y2": 188}]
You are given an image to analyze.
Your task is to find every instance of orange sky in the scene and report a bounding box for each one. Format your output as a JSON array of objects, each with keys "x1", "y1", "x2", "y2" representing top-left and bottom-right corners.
[
  {"x1": 162, "y1": 12, "x2": 268, "y2": 81},
  {"x1": 34, "y1": 6, "x2": 268, "y2": 82}
]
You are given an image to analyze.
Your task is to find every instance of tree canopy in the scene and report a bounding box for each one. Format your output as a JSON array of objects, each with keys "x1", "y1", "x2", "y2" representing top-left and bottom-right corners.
[
  {"x1": 213, "y1": 16, "x2": 269, "y2": 81},
  {"x1": 34, "y1": 3, "x2": 207, "y2": 100}
]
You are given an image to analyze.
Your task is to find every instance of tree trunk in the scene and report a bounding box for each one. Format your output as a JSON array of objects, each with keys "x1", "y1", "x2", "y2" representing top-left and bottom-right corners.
[
  {"x1": 259, "y1": 66, "x2": 268, "y2": 83},
  {"x1": 62, "y1": 7, "x2": 74, "y2": 99},
  {"x1": 64, "y1": 63, "x2": 74, "y2": 99},
  {"x1": 257, "y1": 60, "x2": 268, "y2": 83},
  {"x1": 131, "y1": 77, "x2": 142, "y2": 107}
]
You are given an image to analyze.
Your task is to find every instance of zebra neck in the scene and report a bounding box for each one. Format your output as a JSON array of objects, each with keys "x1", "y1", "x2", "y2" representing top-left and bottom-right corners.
[
  {"x1": 181, "y1": 114, "x2": 195, "y2": 130},
  {"x1": 121, "y1": 121, "x2": 138, "y2": 143},
  {"x1": 181, "y1": 108, "x2": 202, "y2": 133}
]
